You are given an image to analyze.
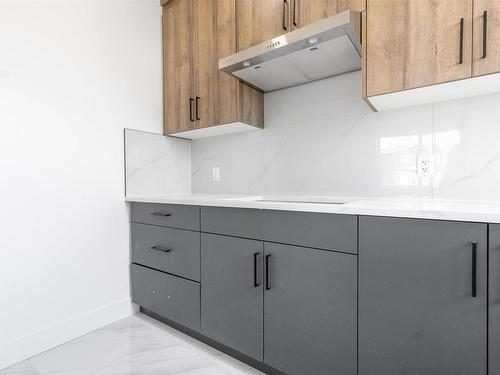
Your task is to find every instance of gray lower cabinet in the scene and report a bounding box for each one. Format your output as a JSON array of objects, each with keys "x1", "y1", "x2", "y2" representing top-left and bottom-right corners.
[
  {"x1": 131, "y1": 202, "x2": 200, "y2": 231},
  {"x1": 490, "y1": 224, "x2": 500, "y2": 375},
  {"x1": 359, "y1": 216, "x2": 488, "y2": 375},
  {"x1": 264, "y1": 242, "x2": 357, "y2": 375},
  {"x1": 131, "y1": 264, "x2": 200, "y2": 331},
  {"x1": 201, "y1": 233, "x2": 264, "y2": 361},
  {"x1": 261, "y1": 210, "x2": 358, "y2": 254},
  {"x1": 132, "y1": 223, "x2": 200, "y2": 281}
]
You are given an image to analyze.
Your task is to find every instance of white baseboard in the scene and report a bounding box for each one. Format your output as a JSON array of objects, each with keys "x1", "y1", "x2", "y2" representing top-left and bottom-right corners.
[{"x1": 0, "y1": 298, "x2": 137, "y2": 370}]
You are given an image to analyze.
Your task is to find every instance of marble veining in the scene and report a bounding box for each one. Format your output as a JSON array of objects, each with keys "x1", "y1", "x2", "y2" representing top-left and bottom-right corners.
[
  {"x1": 191, "y1": 71, "x2": 500, "y2": 201},
  {"x1": 0, "y1": 314, "x2": 263, "y2": 375},
  {"x1": 125, "y1": 129, "x2": 191, "y2": 197}
]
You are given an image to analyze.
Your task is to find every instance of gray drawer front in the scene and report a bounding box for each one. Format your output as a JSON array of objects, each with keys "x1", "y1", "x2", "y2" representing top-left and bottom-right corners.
[
  {"x1": 201, "y1": 207, "x2": 262, "y2": 239},
  {"x1": 131, "y1": 264, "x2": 200, "y2": 331},
  {"x1": 132, "y1": 223, "x2": 200, "y2": 281},
  {"x1": 262, "y1": 210, "x2": 357, "y2": 253},
  {"x1": 131, "y1": 202, "x2": 199, "y2": 231}
]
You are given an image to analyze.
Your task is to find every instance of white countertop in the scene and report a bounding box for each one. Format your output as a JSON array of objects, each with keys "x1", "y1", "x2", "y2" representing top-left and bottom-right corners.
[{"x1": 125, "y1": 194, "x2": 500, "y2": 224}]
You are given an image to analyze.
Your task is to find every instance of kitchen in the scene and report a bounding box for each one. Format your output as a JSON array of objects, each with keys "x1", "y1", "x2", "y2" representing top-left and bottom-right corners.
[{"x1": 1, "y1": 0, "x2": 500, "y2": 374}]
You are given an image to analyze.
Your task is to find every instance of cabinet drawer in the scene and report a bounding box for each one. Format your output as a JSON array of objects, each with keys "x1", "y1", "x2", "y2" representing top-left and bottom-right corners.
[
  {"x1": 262, "y1": 210, "x2": 357, "y2": 254},
  {"x1": 131, "y1": 202, "x2": 199, "y2": 231},
  {"x1": 132, "y1": 223, "x2": 200, "y2": 281},
  {"x1": 131, "y1": 264, "x2": 200, "y2": 331},
  {"x1": 201, "y1": 207, "x2": 262, "y2": 239}
]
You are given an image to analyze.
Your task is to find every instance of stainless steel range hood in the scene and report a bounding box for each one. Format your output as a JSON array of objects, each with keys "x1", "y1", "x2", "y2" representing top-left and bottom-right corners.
[{"x1": 219, "y1": 10, "x2": 361, "y2": 92}]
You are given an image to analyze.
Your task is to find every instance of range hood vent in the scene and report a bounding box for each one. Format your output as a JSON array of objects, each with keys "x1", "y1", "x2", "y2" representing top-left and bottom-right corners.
[{"x1": 219, "y1": 10, "x2": 361, "y2": 92}]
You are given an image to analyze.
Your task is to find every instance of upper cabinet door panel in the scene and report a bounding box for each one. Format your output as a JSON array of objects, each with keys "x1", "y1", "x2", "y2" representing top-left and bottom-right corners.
[
  {"x1": 193, "y1": 0, "x2": 217, "y2": 128},
  {"x1": 473, "y1": 0, "x2": 500, "y2": 76},
  {"x1": 366, "y1": 0, "x2": 473, "y2": 97},
  {"x1": 237, "y1": 0, "x2": 288, "y2": 50},
  {"x1": 293, "y1": 0, "x2": 365, "y2": 29},
  {"x1": 163, "y1": 0, "x2": 194, "y2": 134},
  {"x1": 216, "y1": 0, "x2": 239, "y2": 124}
]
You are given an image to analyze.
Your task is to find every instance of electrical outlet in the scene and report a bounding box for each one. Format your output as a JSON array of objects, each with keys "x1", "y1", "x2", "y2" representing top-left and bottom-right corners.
[
  {"x1": 212, "y1": 167, "x2": 220, "y2": 182},
  {"x1": 417, "y1": 155, "x2": 434, "y2": 177}
]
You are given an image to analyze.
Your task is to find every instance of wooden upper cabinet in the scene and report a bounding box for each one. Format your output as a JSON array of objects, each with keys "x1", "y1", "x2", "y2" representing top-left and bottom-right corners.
[
  {"x1": 216, "y1": 0, "x2": 238, "y2": 124},
  {"x1": 163, "y1": 0, "x2": 194, "y2": 134},
  {"x1": 473, "y1": 0, "x2": 500, "y2": 76},
  {"x1": 193, "y1": 0, "x2": 217, "y2": 128},
  {"x1": 291, "y1": 0, "x2": 365, "y2": 29},
  {"x1": 366, "y1": 0, "x2": 473, "y2": 97},
  {"x1": 162, "y1": 0, "x2": 263, "y2": 136},
  {"x1": 237, "y1": 0, "x2": 288, "y2": 50}
]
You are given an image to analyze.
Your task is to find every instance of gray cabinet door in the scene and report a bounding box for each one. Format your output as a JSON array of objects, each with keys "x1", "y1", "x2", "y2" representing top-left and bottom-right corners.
[
  {"x1": 490, "y1": 224, "x2": 500, "y2": 375},
  {"x1": 264, "y1": 243, "x2": 357, "y2": 375},
  {"x1": 201, "y1": 233, "x2": 264, "y2": 361},
  {"x1": 359, "y1": 216, "x2": 487, "y2": 375}
]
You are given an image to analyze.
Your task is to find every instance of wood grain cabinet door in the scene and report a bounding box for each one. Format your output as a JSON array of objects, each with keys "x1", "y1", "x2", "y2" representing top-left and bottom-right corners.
[
  {"x1": 237, "y1": 0, "x2": 289, "y2": 50},
  {"x1": 359, "y1": 216, "x2": 487, "y2": 375},
  {"x1": 193, "y1": 0, "x2": 217, "y2": 128},
  {"x1": 216, "y1": 0, "x2": 239, "y2": 124},
  {"x1": 473, "y1": 0, "x2": 500, "y2": 76},
  {"x1": 490, "y1": 224, "x2": 500, "y2": 375},
  {"x1": 366, "y1": 0, "x2": 473, "y2": 97},
  {"x1": 163, "y1": 0, "x2": 195, "y2": 134},
  {"x1": 291, "y1": 0, "x2": 365, "y2": 29}
]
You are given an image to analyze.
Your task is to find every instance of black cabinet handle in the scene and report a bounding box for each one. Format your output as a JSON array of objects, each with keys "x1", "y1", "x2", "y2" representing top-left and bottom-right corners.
[
  {"x1": 253, "y1": 252, "x2": 260, "y2": 287},
  {"x1": 482, "y1": 11, "x2": 488, "y2": 59},
  {"x1": 195, "y1": 97, "x2": 200, "y2": 120},
  {"x1": 292, "y1": 0, "x2": 297, "y2": 27},
  {"x1": 189, "y1": 98, "x2": 194, "y2": 121},
  {"x1": 265, "y1": 254, "x2": 272, "y2": 290},
  {"x1": 360, "y1": 12, "x2": 363, "y2": 45},
  {"x1": 471, "y1": 241, "x2": 477, "y2": 298},
  {"x1": 150, "y1": 246, "x2": 171, "y2": 253},
  {"x1": 282, "y1": 0, "x2": 288, "y2": 31},
  {"x1": 459, "y1": 17, "x2": 464, "y2": 64},
  {"x1": 150, "y1": 212, "x2": 171, "y2": 217}
]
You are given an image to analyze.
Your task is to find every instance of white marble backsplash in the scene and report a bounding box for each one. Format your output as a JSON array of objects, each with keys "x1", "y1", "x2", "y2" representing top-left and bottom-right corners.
[
  {"x1": 125, "y1": 129, "x2": 191, "y2": 197},
  {"x1": 191, "y1": 71, "x2": 500, "y2": 201}
]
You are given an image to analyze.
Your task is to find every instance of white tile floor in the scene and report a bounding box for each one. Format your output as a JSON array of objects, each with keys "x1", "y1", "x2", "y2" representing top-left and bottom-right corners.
[{"x1": 0, "y1": 314, "x2": 264, "y2": 375}]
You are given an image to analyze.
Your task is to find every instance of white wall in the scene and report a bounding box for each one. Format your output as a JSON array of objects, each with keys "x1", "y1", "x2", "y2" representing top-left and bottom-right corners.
[
  {"x1": 192, "y1": 71, "x2": 500, "y2": 201},
  {"x1": 0, "y1": 1, "x2": 162, "y2": 369}
]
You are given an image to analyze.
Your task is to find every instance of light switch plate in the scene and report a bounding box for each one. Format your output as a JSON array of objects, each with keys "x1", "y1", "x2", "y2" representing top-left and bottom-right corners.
[{"x1": 212, "y1": 167, "x2": 220, "y2": 182}]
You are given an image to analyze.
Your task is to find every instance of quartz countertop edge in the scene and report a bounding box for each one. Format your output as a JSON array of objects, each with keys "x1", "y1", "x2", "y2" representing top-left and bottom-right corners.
[{"x1": 125, "y1": 194, "x2": 500, "y2": 224}]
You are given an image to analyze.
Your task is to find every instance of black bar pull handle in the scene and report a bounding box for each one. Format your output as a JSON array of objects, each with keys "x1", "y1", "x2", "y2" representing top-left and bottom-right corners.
[
  {"x1": 282, "y1": 0, "x2": 288, "y2": 31},
  {"x1": 151, "y1": 212, "x2": 171, "y2": 217},
  {"x1": 189, "y1": 98, "x2": 194, "y2": 121},
  {"x1": 150, "y1": 246, "x2": 172, "y2": 253},
  {"x1": 360, "y1": 12, "x2": 363, "y2": 46},
  {"x1": 471, "y1": 241, "x2": 477, "y2": 298},
  {"x1": 292, "y1": 0, "x2": 297, "y2": 27},
  {"x1": 482, "y1": 11, "x2": 488, "y2": 59},
  {"x1": 253, "y1": 252, "x2": 260, "y2": 287},
  {"x1": 459, "y1": 17, "x2": 464, "y2": 64},
  {"x1": 265, "y1": 254, "x2": 272, "y2": 290},
  {"x1": 195, "y1": 96, "x2": 200, "y2": 120}
]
